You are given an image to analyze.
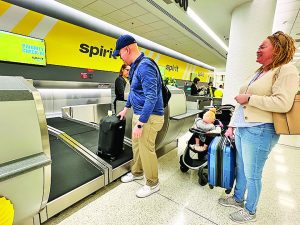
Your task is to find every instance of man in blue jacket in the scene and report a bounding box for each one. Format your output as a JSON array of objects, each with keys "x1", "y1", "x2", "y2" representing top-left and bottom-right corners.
[{"x1": 113, "y1": 34, "x2": 164, "y2": 198}]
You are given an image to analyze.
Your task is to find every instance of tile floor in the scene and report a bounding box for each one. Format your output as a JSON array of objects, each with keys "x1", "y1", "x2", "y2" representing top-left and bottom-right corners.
[{"x1": 43, "y1": 143, "x2": 300, "y2": 225}]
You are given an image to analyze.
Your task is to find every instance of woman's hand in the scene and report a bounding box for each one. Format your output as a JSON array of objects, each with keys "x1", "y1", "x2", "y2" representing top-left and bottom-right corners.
[
  {"x1": 234, "y1": 94, "x2": 251, "y2": 105},
  {"x1": 225, "y1": 127, "x2": 235, "y2": 139}
]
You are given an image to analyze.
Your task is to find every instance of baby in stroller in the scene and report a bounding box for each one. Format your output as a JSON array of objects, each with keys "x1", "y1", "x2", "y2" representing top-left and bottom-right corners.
[
  {"x1": 189, "y1": 108, "x2": 221, "y2": 152},
  {"x1": 179, "y1": 108, "x2": 222, "y2": 172},
  {"x1": 179, "y1": 105, "x2": 234, "y2": 179}
]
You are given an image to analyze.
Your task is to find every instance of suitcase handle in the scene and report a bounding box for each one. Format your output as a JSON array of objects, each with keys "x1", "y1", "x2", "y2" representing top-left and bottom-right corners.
[{"x1": 224, "y1": 135, "x2": 235, "y2": 149}]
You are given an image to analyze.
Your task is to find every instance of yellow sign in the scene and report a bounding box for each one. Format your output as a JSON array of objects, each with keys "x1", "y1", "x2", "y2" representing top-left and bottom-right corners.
[
  {"x1": 45, "y1": 21, "x2": 122, "y2": 71},
  {"x1": 44, "y1": 19, "x2": 211, "y2": 79},
  {"x1": 0, "y1": 30, "x2": 46, "y2": 66},
  {"x1": 0, "y1": 1, "x2": 212, "y2": 80}
]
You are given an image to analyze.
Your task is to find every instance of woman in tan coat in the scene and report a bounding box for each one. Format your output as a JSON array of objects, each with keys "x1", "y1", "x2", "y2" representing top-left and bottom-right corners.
[{"x1": 218, "y1": 31, "x2": 299, "y2": 223}]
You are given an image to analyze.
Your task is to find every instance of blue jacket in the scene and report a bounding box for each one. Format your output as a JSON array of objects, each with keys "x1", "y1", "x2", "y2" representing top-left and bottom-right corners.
[{"x1": 125, "y1": 53, "x2": 164, "y2": 123}]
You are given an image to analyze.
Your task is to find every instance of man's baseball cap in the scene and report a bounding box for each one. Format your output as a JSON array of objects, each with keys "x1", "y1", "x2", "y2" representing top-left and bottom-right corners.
[{"x1": 112, "y1": 34, "x2": 137, "y2": 57}]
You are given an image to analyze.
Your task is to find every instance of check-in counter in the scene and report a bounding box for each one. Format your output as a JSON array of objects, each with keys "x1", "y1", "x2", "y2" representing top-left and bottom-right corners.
[
  {"x1": 32, "y1": 81, "x2": 111, "y2": 223},
  {"x1": 212, "y1": 97, "x2": 222, "y2": 106},
  {"x1": 0, "y1": 76, "x2": 51, "y2": 225},
  {"x1": 186, "y1": 95, "x2": 212, "y2": 110}
]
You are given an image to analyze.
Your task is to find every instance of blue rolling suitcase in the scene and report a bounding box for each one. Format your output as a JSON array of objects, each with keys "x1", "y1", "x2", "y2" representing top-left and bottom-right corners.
[{"x1": 208, "y1": 135, "x2": 235, "y2": 193}]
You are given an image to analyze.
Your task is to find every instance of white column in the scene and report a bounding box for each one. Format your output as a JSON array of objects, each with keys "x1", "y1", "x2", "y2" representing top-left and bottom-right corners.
[{"x1": 222, "y1": 0, "x2": 277, "y2": 104}]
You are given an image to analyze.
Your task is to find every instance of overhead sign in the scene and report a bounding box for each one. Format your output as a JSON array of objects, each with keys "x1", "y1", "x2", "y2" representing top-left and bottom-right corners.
[
  {"x1": 0, "y1": 30, "x2": 46, "y2": 66},
  {"x1": 0, "y1": 1, "x2": 211, "y2": 81}
]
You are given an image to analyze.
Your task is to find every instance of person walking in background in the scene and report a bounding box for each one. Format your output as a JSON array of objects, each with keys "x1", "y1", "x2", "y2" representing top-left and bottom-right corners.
[
  {"x1": 218, "y1": 31, "x2": 299, "y2": 223},
  {"x1": 112, "y1": 34, "x2": 164, "y2": 198},
  {"x1": 113, "y1": 64, "x2": 130, "y2": 113}
]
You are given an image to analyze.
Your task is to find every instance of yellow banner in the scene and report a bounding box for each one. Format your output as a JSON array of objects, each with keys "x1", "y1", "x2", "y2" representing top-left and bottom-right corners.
[
  {"x1": 0, "y1": 1, "x2": 211, "y2": 80},
  {"x1": 45, "y1": 20, "x2": 123, "y2": 71}
]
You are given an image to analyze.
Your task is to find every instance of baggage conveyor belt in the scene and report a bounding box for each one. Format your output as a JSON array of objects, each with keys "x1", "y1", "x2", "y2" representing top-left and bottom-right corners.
[
  {"x1": 47, "y1": 117, "x2": 133, "y2": 178},
  {"x1": 41, "y1": 117, "x2": 133, "y2": 222},
  {"x1": 48, "y1": 134, "x2": 103, "y2": 201},
  {"x1": 40, "y1": 132, "x2": 106, "y2": 223}
]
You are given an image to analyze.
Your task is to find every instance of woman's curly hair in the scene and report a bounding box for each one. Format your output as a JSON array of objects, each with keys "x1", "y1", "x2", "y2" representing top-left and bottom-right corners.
[{"x1": 258, "y1": 31, "x2": 296, "y2": 72}]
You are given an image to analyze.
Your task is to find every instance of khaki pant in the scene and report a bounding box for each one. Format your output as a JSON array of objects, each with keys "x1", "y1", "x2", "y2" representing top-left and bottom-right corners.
[{"x1": 131, "y1": 114, "x2": 164, "y2": 186}]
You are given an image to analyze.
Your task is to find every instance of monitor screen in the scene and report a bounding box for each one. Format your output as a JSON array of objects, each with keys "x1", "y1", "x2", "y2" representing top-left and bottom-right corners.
[{"x1": 0, "y1": 30, "x2": 46, "y2": 66}]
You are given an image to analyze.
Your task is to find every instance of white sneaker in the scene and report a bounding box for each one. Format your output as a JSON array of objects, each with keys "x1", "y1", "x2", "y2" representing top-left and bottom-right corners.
[
  {"x1": 121, "y1": 172, "x2": 143, "y2": 183},
  {"x1": 136, "y1": 183, "x2": 160, "y2": 198}
]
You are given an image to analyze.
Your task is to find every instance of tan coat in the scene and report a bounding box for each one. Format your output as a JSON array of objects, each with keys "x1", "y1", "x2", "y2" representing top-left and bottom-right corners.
[{"x1": 230, "y1": 63, "x2": 299, "y2": 126}]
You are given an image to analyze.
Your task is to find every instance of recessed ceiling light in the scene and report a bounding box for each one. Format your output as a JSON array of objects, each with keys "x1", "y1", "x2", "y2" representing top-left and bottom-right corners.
[{"x1": 187, "y1": 8, "x2": 228, "y2": 51}]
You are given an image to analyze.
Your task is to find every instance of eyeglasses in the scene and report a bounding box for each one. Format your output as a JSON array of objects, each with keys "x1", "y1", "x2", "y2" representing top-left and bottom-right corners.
[{"x1": 124, "y1": 69, "x2": 130, "y2": 71}]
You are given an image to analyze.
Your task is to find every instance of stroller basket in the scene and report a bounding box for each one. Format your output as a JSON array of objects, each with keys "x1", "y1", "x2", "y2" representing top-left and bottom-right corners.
[{"x1": 180, "y1": 122, "x2": 222, "y2": 172}]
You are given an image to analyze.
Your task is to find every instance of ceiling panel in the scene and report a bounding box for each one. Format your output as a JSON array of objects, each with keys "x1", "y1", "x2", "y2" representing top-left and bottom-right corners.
[
  {"x1": 120, "y1": 3, "x2": 148, "y2": 17},
  {"x1": 118, "y1": 17, "x2": 145, "y2": 29},
  {"x1": 135, "y1": 13, "x2": 160, "y2": 24},
  {"x1": 102, "y1": 0, "x2": 134, "y2": 9},
  {"x1": 147, "y1": 20, "x2": 170, "y2": 29},
  {"x1": 83, "y1": 1, "x2": 117, "y2": 16},
  {"x1": 132, "y1": 24, "x2": 156, "y2": 33},
  {"x1": 104, "y1": 10, "x2": 132, "y2": 23}
]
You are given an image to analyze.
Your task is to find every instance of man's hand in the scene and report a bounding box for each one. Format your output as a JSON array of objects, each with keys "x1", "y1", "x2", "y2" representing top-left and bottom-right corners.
[
  {"x1": 132, "y1": 122, "x2": 144, "y2": 139},
  {"x1": 225, "y1": 127, "x2": 235, "y2": 139},
  {"x1": 132, "y1": 126, "x2": 143, "y2": 139},
  {"x1": 117, "y1": 107, "x2": 129, "y2": 120},
  {"x1": 234, "y1": 94, "x2": 251, "y2": 105}
]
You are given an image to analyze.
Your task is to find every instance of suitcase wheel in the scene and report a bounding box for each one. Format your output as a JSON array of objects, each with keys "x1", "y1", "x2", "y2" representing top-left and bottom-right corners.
[
  {"x1": 209, "y1": 184, "x2": 214, "y2": 189},
  {"x1": 225, "y1": 189, "x2": 231, "y2": 194},
  {"x1": 179, "y1": 156, "x2": 189, "y2": 172},
  {"x1": 198, "y1": 167, "x2": 208, "y2": 186}
]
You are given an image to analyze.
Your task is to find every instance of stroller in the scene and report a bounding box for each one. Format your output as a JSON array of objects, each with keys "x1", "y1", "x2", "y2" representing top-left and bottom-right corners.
[{"x1": 179, "y1": 104, "x2": 235, "y2": 186}]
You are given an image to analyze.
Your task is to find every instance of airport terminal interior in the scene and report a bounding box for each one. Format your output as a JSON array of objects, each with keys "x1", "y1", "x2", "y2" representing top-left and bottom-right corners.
[{"x1": 0, "y1": 0, "x2": 299, "y2": 225}]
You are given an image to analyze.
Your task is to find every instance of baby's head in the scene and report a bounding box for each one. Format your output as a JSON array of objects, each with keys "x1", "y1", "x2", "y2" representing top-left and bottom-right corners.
[{"x1": 203, "y1": 108, "x2": 216, "y2": 124}]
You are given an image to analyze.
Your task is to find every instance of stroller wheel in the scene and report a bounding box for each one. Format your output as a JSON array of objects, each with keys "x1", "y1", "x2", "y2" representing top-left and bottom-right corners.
[
  {"x1": 225, "y1": 189, "x2": 231, "y2": 194},
  {"x1": 179, "y1": 156, "x2": 189, "y2": 172},
  {"x1": 180, "y1": 166, "x2": 189, "y2": 172},
  {"x1": 198, "y1": 167, "x2": 208, "y2": 186}
]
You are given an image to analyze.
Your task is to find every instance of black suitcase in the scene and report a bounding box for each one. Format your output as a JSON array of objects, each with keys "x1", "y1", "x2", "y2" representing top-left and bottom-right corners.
[{"x1": 97, "y1": 115, "x2": 126, "y2": 160}]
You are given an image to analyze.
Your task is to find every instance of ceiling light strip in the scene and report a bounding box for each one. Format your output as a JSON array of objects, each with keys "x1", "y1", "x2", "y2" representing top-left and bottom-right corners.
[
  {"x1": 146, "y1": 0, "x2": 226, "y2": 59},
  {"x1": 187, "y1": 8, "x2": 228, "y2": 52}
]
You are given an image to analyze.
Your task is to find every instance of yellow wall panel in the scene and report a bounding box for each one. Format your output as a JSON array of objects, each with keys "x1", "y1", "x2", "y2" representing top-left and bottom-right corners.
[
  {"x1": 0, "y1": 1, "x2": 212, "y2": 79},
  {"x1": 0, "y1": 1, "x2": 11, "y2": 16},
  {"x1": 44, "y1": 20, "x2": 123, "y2": 72},
  {"x1": 11, "y1": 11, "x2": 44, "y2": 36}
]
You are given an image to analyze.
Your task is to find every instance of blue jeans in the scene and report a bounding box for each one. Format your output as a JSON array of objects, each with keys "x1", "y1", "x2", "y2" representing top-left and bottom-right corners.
[{"x1": 233, "y1": 124, "x2": 279, "y2": 214}]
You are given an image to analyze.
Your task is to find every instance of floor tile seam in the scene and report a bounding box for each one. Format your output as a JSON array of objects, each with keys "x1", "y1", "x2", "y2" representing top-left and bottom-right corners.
[{"x1": 134, "y1": 181, "x2": 219, "y2": 225}]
